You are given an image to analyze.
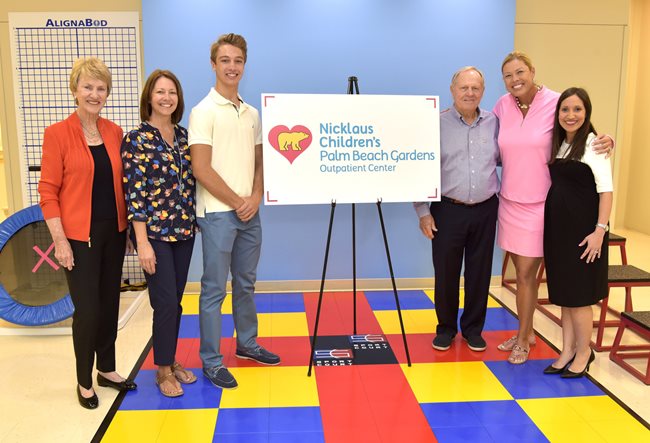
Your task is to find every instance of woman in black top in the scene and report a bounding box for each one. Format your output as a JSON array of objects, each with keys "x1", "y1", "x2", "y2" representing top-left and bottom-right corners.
[{"x1": 543, "y1": 88, "x2": 613, "y2": 378}]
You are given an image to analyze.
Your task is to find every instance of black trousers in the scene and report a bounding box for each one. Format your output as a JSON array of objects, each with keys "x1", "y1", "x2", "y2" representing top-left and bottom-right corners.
[
  {"x1": 143, "y1": 237, "x2": 195, "y2": 366},
  {"x1": 430, "y1": 195, "x2": 498, "y2": 337},
  {"x1": 66, "y1": 219, "x2": 126, "y2": 389}
]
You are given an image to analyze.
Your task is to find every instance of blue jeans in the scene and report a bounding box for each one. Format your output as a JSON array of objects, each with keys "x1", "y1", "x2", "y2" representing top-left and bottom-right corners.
[{"x1": 197, "y1": 211, "x2": 261, "y2": 368}]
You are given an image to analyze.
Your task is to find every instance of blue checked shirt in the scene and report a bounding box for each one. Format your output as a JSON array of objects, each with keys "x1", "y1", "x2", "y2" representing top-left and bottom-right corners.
[{"x1": 414, "y1": 106, "x2": 500, "y2": 217}]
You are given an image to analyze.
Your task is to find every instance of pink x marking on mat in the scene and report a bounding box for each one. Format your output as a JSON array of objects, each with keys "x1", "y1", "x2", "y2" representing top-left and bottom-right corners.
[{"x1": 32, "y1": 242, "x2": 59, "y2": 272}]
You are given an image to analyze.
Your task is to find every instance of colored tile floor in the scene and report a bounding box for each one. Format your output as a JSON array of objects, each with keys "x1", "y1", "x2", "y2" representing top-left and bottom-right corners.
[{"x1": 101, "y1": 290, "x2": 650, "y2": 442}]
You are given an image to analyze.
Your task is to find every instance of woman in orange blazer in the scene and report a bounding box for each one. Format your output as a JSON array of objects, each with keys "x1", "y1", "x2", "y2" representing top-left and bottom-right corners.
[{"x1": 38, "y1": 57, "x2": 136, "y2": 409}]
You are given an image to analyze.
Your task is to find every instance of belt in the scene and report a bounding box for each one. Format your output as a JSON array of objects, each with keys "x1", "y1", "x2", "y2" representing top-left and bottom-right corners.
[{"x1": 441, "y1": 195, "x2": 495, "y2": 207}]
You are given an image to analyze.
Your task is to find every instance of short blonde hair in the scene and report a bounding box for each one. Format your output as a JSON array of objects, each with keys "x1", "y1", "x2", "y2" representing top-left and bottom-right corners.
[
  {"x1": 210, "y1": 33, "x2": 248, "y2": 63},
  {"x1": 501, "y1": 51, "x2": 534, "y2": 73},
  {"x1": 69, "y1": 57, "x2": 112, "y2": 96}
]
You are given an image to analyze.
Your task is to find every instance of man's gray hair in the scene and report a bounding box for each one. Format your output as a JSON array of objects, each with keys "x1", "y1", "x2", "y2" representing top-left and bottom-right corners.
[{"x1": 450, "y1": 66, "x2": 485, "y2": 86}]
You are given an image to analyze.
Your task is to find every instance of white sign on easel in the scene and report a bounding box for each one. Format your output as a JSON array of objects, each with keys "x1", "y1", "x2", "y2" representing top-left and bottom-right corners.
[{"x1": 262, "y1": 94, "x2": 440, "y2": 205}]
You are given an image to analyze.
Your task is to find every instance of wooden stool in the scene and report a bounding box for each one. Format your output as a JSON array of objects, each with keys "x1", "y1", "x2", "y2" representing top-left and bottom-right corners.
[
  {"x1": 608, "y1": 232, "x2": 628, "y2": 264},
  {"x1": 593, "y1": 265, "x2": 650, "y2": 351},
  {"x1": 609, "y1": 311, "x2": 650, "y2": 385}
]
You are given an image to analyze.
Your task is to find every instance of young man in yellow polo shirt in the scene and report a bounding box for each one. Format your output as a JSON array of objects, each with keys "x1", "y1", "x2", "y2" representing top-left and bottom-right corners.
[{"x1": 189, "y1": 33, "x2": 280, "y2": 390}]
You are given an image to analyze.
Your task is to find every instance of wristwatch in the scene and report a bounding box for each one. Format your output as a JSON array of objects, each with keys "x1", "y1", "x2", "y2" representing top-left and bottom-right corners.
[{"x1": 596, "y1": 223, "x2": 609, "y2": 232}]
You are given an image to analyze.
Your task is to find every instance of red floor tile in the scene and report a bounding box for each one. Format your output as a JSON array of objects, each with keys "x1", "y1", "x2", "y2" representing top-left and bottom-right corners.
[
  {"x1": 304, "y1": 291, "x2": 384, "y2": 336},
  {"x1": 223, "y1": 336, "x2": 312, "y2": 367},
  {"x1": 387, "y1": 330, "x2": 559, "y2": 364},
  {"x1": 140, "y1": 337, "x2": 197, "y2": 370},
  {"x1": 316, "y1": 365, "x2": 383, "y2": 443}
]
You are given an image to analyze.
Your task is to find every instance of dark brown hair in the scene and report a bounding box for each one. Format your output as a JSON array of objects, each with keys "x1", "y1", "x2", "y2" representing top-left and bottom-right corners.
[
  {"x1": 140, "y1": 69, "x2": 184, "y2": 124},
  {"x1": 550, "y1": 87, "x2": 596, "y2": 164},
  {"x1": 210, "y1": 33, "x2": 248, "y2": 63}
]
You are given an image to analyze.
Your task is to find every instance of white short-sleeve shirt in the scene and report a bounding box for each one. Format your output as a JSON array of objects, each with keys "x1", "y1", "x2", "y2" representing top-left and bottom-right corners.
[
  {"x1": 556, "y1": 132, "x2": 613, "y2": 193},
  {"x1": 188, "y1": 88, "x2": 263, "y2": 215}
]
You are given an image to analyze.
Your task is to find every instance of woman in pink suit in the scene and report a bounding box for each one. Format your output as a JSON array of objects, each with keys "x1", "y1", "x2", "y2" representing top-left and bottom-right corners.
[{"x1": 493, "y1": 52, "x2": 613, "y2": 364}]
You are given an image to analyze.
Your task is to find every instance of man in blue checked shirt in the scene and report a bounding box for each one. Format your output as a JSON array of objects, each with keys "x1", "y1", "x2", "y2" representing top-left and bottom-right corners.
[{"x1": 414, "y1": 66, "x2": 500, "y2": 353}]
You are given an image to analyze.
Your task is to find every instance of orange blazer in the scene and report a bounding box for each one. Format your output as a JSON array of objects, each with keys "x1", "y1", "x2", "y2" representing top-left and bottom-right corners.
[{"x1": 38, "y1": 112, "x2": 127, "y2": 241}]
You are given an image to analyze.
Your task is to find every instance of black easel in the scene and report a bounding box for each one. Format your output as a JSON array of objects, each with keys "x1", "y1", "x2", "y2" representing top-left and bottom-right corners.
[{"x1": 307, "y1": 77, "x2": 412, "y2": 376}]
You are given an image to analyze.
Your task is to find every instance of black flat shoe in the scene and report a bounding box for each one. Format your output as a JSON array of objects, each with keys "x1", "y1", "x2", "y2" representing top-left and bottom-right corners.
[
  {"x1": 77, "y1": 385, "x2": 98, "y2": 409},
  {"x1": 561, "y1": 350, "x2": 595, "y2": 379},
  {"x1": 97, "y1": 373, "x2": 137, "y2": 391},
  {"x1": 543, "y1": 354, "x2": 575, "y2": 375}
]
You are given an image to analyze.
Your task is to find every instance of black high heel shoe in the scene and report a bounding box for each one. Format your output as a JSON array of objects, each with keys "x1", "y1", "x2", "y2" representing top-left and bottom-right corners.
[
  {"x1": 77, "y1": 385, "x2": 98, "y2": 409},
  {"x1": 543, "y1": 354, "x2": 576, "y2": 375},
  {"x1": 561, "y1": 350, "x2": 595, "y2": 378},
  {"x1": 97, "y1": 373, "x2": 137, "y2": 391}
]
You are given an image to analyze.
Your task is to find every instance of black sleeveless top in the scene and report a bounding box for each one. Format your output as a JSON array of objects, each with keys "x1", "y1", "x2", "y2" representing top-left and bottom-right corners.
[{"x1": 89, "y1": 144, "x2": 117, "y2": 220}]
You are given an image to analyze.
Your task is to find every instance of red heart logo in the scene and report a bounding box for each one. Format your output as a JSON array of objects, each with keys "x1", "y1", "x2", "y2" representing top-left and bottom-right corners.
[{"x1": 268, "y1": 125, "x2": 313, "y2": 164}]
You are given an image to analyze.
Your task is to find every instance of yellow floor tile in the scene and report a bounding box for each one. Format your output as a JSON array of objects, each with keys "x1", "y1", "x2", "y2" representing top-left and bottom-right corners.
[
  {"x1": 103, "y1": 409, "x2": 219, "y2": 443},
  {"x1": 401, "y1": 362, "x2": 512, "y2": 403},
  {"x1": 219, "y1": 366, "x2": 272, "y2": 408},
  {"x1": 561, "y1": 395, "x2": 650, "y2": 441},
  {"x1": 269, "y1": 366, "x2": 320, "y2": 407},
  {"x1": 486, "y1": 293, "x2": 501, "y2": 308},
  {"x1": 589, "y1": 419, "x2": 650, "y2": 442},
  {"x1": 257, "y1": 312, "x2": 309, "y2": 337},
  {"x1": 375, "y1": 309, "x2": 437, "y2": 334},
  {"x1": 157, "y1": 409, "x2": 219, "y2": 443},
  {"x1": 564, "y1": 395, "x2": 637, "y2": 422},
  {"x1": 180, "y1": 293, "x2": 232, "y2": 315},
  {"x1": 518, "y1": 397, "x2": 583, "y2": 423},
  {"x1": 424, "y1": 290, "x2": 435, "y2": 305},
  {"x1": 424, "y1": 289, "x2": 501, "y2": 308},
  {"x1": 539, "y1": 420, "x2": 607, "y2": 443},
  {"x1": 180, "y1": 294, "x2": 199, "y2": 315},
  {"x1": 102, "y1": 410, "x2": 167, "y2": 443}
]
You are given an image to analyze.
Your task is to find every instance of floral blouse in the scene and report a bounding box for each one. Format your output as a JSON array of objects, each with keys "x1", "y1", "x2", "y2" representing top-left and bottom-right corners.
[{"x1": 121, "y1": 121, "x2": 196, "y2": 242}]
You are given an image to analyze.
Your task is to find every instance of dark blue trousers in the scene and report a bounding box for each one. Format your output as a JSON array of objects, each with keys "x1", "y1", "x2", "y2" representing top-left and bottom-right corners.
[
  {"x1": 430, "y1": 195, "x2": 498, "y2": 338},
  {"x1": 144, "y1": 237, "x2": 195, "y2": 366}
]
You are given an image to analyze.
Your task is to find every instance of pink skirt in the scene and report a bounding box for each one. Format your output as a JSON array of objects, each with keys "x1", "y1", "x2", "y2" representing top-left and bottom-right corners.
[{"x1": 497, "y1": 196, "x2": 545, "y2": 258}]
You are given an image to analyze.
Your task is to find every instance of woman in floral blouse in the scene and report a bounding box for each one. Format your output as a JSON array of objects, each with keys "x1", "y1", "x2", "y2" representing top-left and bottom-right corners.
[{"x1": 122, "y1": 69, "x2": 196, "y2": 397}]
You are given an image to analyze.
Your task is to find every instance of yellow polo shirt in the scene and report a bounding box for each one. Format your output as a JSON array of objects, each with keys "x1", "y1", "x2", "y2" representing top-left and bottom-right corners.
[{"x1": 188, "y1": 88, "x2": 263, "y2": 215}]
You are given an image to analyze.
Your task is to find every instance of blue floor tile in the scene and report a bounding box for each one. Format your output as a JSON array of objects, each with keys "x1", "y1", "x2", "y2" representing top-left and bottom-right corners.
[
  {"x1": 178, "y1": 314, "x2": 234, "y2": 338},
  {"x1": 484, "y1": 424, "x2": 549, "y2": 443},
  {"x1": 212, "y1": 432, "x2": 269, "y2": 443},
  {"x1": 365, "y1": 290, "x2": 434, "y2": 310},
  {"x1": 486, "y1": 360, "x2": 604, "y2": 399},
  {"x1": 178, "y1": 314, "x2": 200, "y2": 338},
  {"x1": 255, "y1": 293, "x2": 306, "y2": 313},
  {"x1": 269, "y1": 431, "x2": 325, "y2": 443},
  {"x1": 482, "y1": 307, "x2": 520, "y2": 331},
  {"x1": 420, "y1": 402, "x2": 478, "y2": 428},
  {"x1": 120, "y1": 369, "x2": 223, "y2": 410},
  {"x1": 432, "y1": 425, "x2": 495, "y2": 443},
  {"x1": 468, "y1": 400, "x2": 535, "y2": 426},
  {"x1": 269, "y1": 407, "x2": 323, "y2": 433},
  {"x1": 215, "y1": 408, "x2": 270, "y2": 434},
  {"x1": 543, "y1": 373, "x2": 606, "y2": 397}
]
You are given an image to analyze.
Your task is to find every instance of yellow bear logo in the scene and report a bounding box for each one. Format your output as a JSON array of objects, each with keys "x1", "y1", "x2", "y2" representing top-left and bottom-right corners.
[{"x1": 278, "y1": 131, "x2": 309, "y2": 151}]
